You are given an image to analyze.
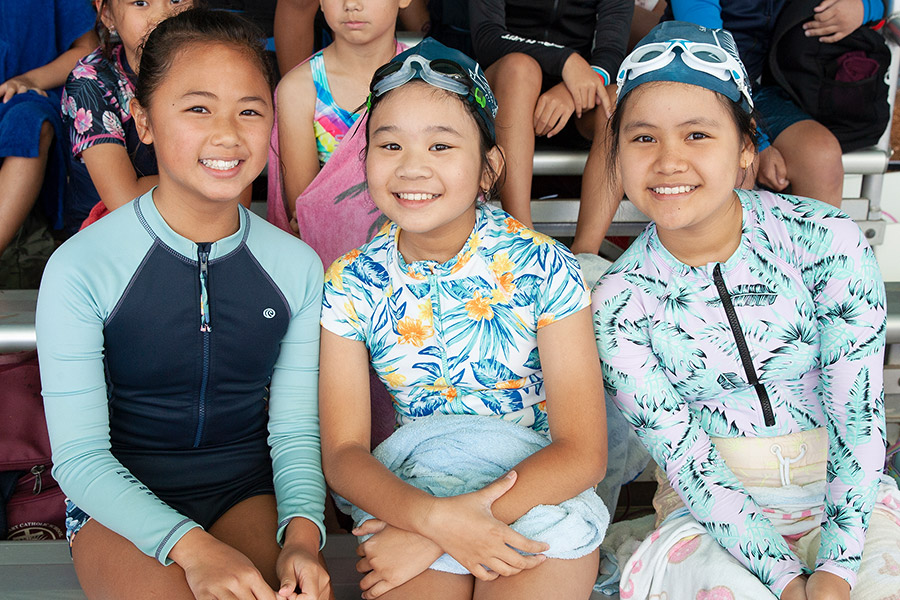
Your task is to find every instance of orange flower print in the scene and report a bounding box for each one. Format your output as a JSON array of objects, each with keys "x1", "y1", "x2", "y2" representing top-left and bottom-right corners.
[
  {"x1": 504, "y1": 217, "x2": 524, "y2": 233},
  {"x1": 397, "y1": 317, "x2": 434, "y2": 346},
  {"x1": 496, "y1": 377, "x2": 527, "y2": 389},
  {"x1": 521, "y1": 229, "x2": 552, "y2": 245},
  {"x1": 466, "y1": 291, "x2": 494, "y2": 321},
  {"x1": 384, "y1": 369, "x2": 407, "y2": 389},
  {"x1": 442, "y1": 386, "x2": 458, "y2": 401},
  {"x1": 490, "y1": 252, "x2": 514, "y2": 274},
  {"x1": 537, "y1": 313, "x2": 556, "y2": 328},
  {"x1": 418, "y1": 299, "x2": 434, "y2": 325}
]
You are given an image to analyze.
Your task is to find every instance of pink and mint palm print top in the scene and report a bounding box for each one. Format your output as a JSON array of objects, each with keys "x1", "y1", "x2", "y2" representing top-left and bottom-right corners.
[
  {"x1": 321, "y1": 203, "x2": 589, "y2": 433},
  {"x1": 310, "y1": 50, "x2": 360, "y2": 166},
  {"x1": 592, "y1": 189, "x2": 886, "y2": 596}
]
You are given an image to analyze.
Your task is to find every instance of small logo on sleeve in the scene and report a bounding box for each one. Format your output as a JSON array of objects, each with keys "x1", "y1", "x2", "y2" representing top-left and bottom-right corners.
[{"x1": 262, "y1": 308, "x2": 276, "y2": 319}]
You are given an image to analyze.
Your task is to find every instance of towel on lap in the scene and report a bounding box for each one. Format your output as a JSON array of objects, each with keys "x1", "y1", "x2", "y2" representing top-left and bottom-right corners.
[{"x1": 336, "y1": 414, "x2": 610, "y2": 574}]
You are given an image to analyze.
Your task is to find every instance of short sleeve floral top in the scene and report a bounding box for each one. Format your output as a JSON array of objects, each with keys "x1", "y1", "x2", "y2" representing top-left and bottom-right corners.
[
  {"x1": 321, "y1": 203, "x2": 589, "y2": 433},
  {"x1": 61, "y1": 44, "x2": 156, "y2": 174}
]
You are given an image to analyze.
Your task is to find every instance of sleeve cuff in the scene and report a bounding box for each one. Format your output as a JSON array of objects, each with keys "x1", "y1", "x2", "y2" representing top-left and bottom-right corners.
[
  {"x1": 815, "y1": 561, "x2": 859, "y2": 590},
  {"x1": 770, "y1": 563, "x2": 812, "y2": 598},
  {"x1": 277, "y1": 513, "x2": 327, "y2": 551},
  {"x1": 155, "y1": 519, "x2": 203, "y2": 566},
  {"x1": 591, "y1": 66, "x2": 610, "y2": 86}
]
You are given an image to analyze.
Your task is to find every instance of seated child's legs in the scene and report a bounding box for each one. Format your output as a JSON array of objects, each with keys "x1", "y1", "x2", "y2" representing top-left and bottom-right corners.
[
  {"x1": 755, "y1": 85, "x2": 844, "y2": 208},
  {"x1": 475, "y1": 549, "x2": 600, "y2": 600},
  {"x1": 572, "y1": 83, "x2": 620, "y2": 256},
  {"x1": 71, "y1": 494, "x2": 284, "y2": 599},
  {"x1": 485, "y1": 53, "x2": 543, "y2": 227},
  {"x1": 0, "y1": 120, "x2": 53, "y2": 254},
  {"x1": 379, "y1": 569, "x2": 474, "y2": 600}
]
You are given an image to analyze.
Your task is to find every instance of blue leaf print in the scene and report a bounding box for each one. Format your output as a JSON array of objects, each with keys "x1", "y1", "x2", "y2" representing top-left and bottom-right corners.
[
  {"x1": 717, "y1": 372, "x2": 744, "y2": 390},
  {"x1": 442, "y1": 279, "x2": 487, "y2": 302},
  {"x1": 618, "y1": 318, "x2": 651, "y2": 348},
  {"x1": 649, "y1": 320, "x2": 706, "y2": 374},
  {"x1": 825, "y1": 418, "x2": 865, "y2": 486},
  {"x1": 748, "y1": 246, "x2": 794, "y2": 296},
  {"x1": 418, "y1": 346, "x2": 443, "y2": 358},
  {"x1": 623, "y1": 272, "x2": 668, "y2": 297},
  {"x1": 348, "y1": 254, "x2": 391, "y2": 289},
  {"x1": 511, "y1": 274, "x2": 541, "y2": 307},
  {"x1": 596, "y1": 289, "x2": 631, "y2": 358},
  {"x1": 700, "y1": 323, "x2": 742, "y2": 363},
  {"x1": 844, "y1": 367, "x2": 873, "y2": 447},
  {"x1": 412, "y1": 361, "x2": 443, "y2": 380},
  {"x1": 782, "y1": 212, "x2": 835, "y2": 257},
  {"x1": 406, "y1": 282, "x2": 431, "y2": 299},
  {"x1": 471, "y1": 358, "x2": 520, "y2": 387},
  {"x1": 698, "y1": 405, "x2": 741, "y2": 437},
  {"x1": 524, "y1": 347, "x2": 541, "y2": 370},
  {"x1": 676, "y1": 456, "x2": 715, "y2": 520},
  {"x1": 801, "y1": 255, "x2": 852, "y2": 298},
  {"x1": 705, "y1": 284, "x2": 776, "y2": 307}
]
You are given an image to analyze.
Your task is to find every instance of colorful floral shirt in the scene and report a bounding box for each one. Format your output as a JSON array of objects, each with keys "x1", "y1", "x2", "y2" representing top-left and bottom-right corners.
[
  {"x1": 322, "y1": 203, "x2": 589, "y2": 433},
  {"x1": 61, "y1": 44, "x2": 156, "y2": 170},
  {"x1": 592, "y1": 189, "x2": 886, "y2": 596}
]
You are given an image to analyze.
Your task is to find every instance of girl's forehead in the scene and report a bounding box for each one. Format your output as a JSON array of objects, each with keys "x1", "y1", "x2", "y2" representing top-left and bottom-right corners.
[
  {"x1": 371, "y1": 84, "x2": 475, "y2": 129},
  {"x1": 624, "y1": 81, "x2": 729, "y2": 121}
]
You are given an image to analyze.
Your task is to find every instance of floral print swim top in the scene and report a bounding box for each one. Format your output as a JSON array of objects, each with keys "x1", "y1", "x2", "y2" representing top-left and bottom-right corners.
[
  {"x1": 592, "y1": 189, "x2": 886, "y2": 594},
  {"x1": 321, "y1": 202, "x2": 589, "y2": 433}
]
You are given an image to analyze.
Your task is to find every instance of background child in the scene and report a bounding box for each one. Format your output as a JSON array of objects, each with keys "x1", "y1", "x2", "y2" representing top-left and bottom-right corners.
[
  {"x1": 594, "y1": 21, "x2": 900, "y2": 600},
  {"x1": 319, "y1": 39, "x2": 609, "y2": 600},
  {"x1": 0, "y1": 0, "x2": 96, "y2": 284},
  {"x1": 268, "y1": 0, "x2": 410, "y2": 268},
  {"x1": 61, "y1": 0, "x2": 194, "y2": 233},
  {"x1": 37, "y1": 9, "x2": 329, "y2": 599},
  {"x1": 469, "y1": 0, "x2": 633, "y2": 256}
]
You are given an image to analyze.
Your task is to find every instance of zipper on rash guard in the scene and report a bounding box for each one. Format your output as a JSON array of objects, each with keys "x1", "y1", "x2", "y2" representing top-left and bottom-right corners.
[
  {"x1": 427, "y1": 271, "x2": 451, "y2": 380},
  {"x1": 712, "y1": 263, "x2": 775, "y2": 427},
  {"x1": 195, "y1": 242, "x2": 212, "y2": 447}
]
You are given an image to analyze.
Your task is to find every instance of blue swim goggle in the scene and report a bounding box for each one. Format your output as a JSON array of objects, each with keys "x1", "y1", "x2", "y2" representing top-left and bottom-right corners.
[
  {"x1": 368, "y1": 53, "x2": 496, "y2": 140},
  {"x1": 617, "y1": 38, "x2": 754, "y2": 110}
]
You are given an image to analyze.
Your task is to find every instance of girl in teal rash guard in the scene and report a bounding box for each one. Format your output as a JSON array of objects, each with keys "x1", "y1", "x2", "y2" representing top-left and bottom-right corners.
[
  {"x1": 36, "y1": 10, "x2": 330, "y2": 600},
  {"x1": 592, "y1": 20, "x2": 900, "y2": 600}
]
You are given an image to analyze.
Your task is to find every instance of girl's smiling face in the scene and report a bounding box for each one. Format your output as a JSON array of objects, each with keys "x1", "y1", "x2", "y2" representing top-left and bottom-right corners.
[
  {"x1": 101, "y1": 0, "x2": 192, "y2": 69},
  {"x1": 617, "y1": 81, "x2": 755, "y2": 248},
  {"x1": 132, "y1": 42, "x2": 273, "y2": 210},
  {"x1": 366, "y1": 83, "x2": 501, "y2": 263}
]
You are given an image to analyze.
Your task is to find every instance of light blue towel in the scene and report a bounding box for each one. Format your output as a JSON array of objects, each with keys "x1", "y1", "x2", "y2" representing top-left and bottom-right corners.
[{"x1": 336, "y1": 414, "x2": 610, "y2": 574}]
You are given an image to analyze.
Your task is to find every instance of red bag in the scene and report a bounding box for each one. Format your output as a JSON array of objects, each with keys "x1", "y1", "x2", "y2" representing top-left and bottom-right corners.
[{"x1": 0, "y1": 350, "x2": 65, "y2": 540}]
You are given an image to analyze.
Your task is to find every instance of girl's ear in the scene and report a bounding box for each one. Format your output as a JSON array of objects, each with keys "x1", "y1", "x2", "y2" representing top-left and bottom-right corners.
[
  {"x1": 739, "y1": 134, "x2": 756, "y2": 171},
  {"x1": 398, "y1": 0, "x2": 414, "y2": 9},
  {"x1": 131, "y1": 98, "x2": 154, "y2": 145},
  {"x1": 480, "y1": 145, "x2": 504, "y2": 194},
  {"x1": 98, "y1": 1, "x2": 115, "y2": 32}
]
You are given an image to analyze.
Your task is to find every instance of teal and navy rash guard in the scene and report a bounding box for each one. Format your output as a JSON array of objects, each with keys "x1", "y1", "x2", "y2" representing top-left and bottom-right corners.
[
  {"x1": 36, "y1": 190, "x2": 326, "y2": 564},
  {"x1": 592, "y1": 190, "x2": 886, "y2": 595}
]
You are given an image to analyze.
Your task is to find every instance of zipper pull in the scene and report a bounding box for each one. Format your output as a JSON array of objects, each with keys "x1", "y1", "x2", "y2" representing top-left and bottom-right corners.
[
  {"x1": 31, "y1": 465, "x2": 44, "y2": 495},
  {"x1": 198, "y1": 243, "x2": 212, "y2": 332}
]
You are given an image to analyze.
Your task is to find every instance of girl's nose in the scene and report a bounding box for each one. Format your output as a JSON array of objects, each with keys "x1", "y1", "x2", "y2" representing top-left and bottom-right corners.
[
  {"x1": 654, "y1": 143, "x2": 688, "y2": 175},
  {"x1": 395, "y1": 150, "x2": 431, "y2": 179},
  {"x1": 211, "y1": 114, "x2": 241, "y2": 147}
]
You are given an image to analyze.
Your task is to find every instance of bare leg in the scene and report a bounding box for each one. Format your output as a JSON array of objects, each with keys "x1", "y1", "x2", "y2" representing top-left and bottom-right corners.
[
  {"x1": 0, "y1": 121, "x2": 53, "y2": 255},
  {"x1": 475, "y1": 550, "x2": 600, "y2": 600},
  {"x1": 71, "y1": 494, "x2": 292, "y2": 599},
  {"x1": 378, "y1": 568, "x2": 474, "y2": 600},
  {"x1": 772, "y1": 119, "x2": 843, "y2": 208},
  {"x1": 571, "y1": 87, "x2": 621, "y2": 255},
  {"x1": 485, "y1": 53, "x2": 543, "y2": 228},
  {"x1": 274, "y1": 0, "x2": 319, "y2": 76}
]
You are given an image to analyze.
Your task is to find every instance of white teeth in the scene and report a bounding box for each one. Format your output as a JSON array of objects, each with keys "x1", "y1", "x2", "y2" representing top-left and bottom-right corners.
[
  {"x1": 652, "y1": 185, "x2": 696, "y2": 195},
  {"x1": 397, "y1": 193, "x2": 439, "y2": 201},
  {"x1": 200, "y1": 159, "x2": 239, "y2": 170}
]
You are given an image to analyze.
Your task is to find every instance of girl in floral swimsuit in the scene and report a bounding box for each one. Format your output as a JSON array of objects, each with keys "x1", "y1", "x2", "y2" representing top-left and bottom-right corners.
[{"x1": 593, "y1": 20, "x2": 900, "y2": 600}]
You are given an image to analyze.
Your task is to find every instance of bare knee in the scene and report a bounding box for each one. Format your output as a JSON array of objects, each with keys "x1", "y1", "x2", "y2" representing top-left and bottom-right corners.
[
  {"x1": 776, "y1": 121, "x2": 844, "y2": 191},
  {"x1": 38, "y1": 121, "x2": 54, "y2": 154},
  {"x1": 487, "y1": 53, "x2": 542, "y2": 92}
]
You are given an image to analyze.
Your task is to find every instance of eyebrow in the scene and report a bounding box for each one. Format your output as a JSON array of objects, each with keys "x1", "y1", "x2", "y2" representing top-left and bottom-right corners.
[
  {"x1": 181, "y1": 91, "x2": 268, "y2": 104},
  {"x1": 623, "y1": 117, "x2": 722, "y2": 132}
]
